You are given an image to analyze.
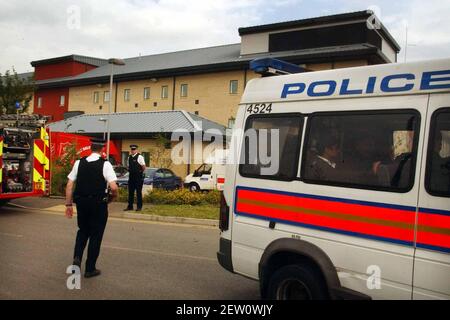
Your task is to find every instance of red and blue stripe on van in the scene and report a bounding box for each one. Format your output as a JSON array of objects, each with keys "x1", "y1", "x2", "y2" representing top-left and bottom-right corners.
[{"x1": 234, "y1": 186, "x2": 450, "y2": 254}]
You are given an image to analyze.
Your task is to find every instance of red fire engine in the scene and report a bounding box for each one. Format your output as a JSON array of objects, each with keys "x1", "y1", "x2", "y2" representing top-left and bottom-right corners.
[{"x1": 0, "y1": 114, "x2": 50, "y2": 206}]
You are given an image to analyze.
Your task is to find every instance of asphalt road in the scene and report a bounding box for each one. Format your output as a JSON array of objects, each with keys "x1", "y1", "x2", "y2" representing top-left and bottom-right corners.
[{"x1": 0, "y1": 205, "x2": 260, "y2": 300}]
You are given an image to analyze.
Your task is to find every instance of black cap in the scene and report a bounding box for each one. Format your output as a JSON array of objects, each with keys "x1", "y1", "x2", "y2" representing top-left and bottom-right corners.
[
  {"x1": 91, "y1": 138, "x2": 106, "y2": 147},
  {"x1": 130, "y1": 144, "x2": 138, "y2": 150}
]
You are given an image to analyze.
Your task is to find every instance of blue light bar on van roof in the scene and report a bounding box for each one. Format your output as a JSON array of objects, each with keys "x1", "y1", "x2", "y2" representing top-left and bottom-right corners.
[{"x1": 250, "y1": 58, "x2": 305, "y2": 76}]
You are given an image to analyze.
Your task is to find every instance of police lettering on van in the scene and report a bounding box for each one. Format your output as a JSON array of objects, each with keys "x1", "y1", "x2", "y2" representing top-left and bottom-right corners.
[{"x1": 281, "y1": 70, "x2": 450, "y2": 98}]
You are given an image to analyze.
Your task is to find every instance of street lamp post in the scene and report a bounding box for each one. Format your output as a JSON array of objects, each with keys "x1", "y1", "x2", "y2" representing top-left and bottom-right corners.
[
  {"x1": 99, "y1": 117, "x2": 107, "y2": 141},
  {"x1": 106, "y1": 58, "x2": 125, "y2": 160}
]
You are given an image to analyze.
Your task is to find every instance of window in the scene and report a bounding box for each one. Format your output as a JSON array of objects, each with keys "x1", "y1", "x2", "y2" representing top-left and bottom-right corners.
[
  {"x1": 124, "y1": 89, "x2": 131, "y2": 102},
  {"x1": 104, "y1": 91, "x2": 110, "y2": 103},
  {"x1": 230, "y1": 80, "x2": 238, "y2": 94},
  {"x1": 60, "y1": 95, "x2": 65, "y2": 106},
  {"x1": 144, "y1": 87, "x2": 150, "y2": 100},
  {"x1": 301, "y1": 110, "x2": 420, "y2": 192},
  {"x1": 163, "y1": 169, "x2": 174, "y2": 178},
  {"x1": 180, "y1": 84, "x2": 188, "y2": 98},
  {"x1": 161, "y1": 86, "x2": 169, "y2": 99},
  {"x1": 228, "y1": 117, "x2": 236, "y2": 129},
  {"x1": 239, "y1": 114, "x2": 304, "y2": 180},
  {"x1": 195, "y1": 164, "x2": 212, "y2": 176},
  {"x1": 155, "y1": 170, "x2": 164, "y2": 179},
  {"x1": 93, "y1": 92, "x2": 99, "y2": 104},
  {"x1": 426, "y1": 108, "x2": 450, "y2": 197},
  {"x1": 37, "y1": 97, "x2": 42, "y2": 108}
]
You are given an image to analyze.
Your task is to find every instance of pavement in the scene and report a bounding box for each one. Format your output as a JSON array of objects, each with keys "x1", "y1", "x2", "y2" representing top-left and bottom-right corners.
[
  {"x1": 0, "y1": 203, "x2": 260, "y2": 300},
  {"x1": 10, "y1": 197, "x2": 219, "y2": 227}
]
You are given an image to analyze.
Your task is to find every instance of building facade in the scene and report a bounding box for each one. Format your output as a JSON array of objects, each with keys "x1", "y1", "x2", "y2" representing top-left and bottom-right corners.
[
  {"x1": 30, "y1": 11, "x2": 402, "y2": 177},
  {"x1": 32, "y1": 11, "x2": 400, "y2": 126}
]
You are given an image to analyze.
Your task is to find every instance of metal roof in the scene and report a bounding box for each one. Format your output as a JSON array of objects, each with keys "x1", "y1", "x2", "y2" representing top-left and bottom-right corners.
[
  {"x1": 47, "y1": 110, "x2": 226, "y2": 135},
  {"x1": 31, "y1": 54, "x2": 108, "y2": 67},
  {"x1": 37, "y1": 43, "x2": 387, "y2": 89}
]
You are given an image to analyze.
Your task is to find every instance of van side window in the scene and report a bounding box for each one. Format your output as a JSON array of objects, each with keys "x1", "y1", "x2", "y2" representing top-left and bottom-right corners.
[
  {"x1": 301, "y1": 111, "x2": 420, "y2": 192},
  {"x1": 239, "y1": 114, "x2": 303, "y2": 181},
  {"x1": 426, "y1": 108, "x2": 450, "y2": 197}
]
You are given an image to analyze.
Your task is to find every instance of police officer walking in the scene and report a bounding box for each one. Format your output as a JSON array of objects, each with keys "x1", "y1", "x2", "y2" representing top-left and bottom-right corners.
[
  {"x1": 124, "y1": 145, "x2": 146, "y2": 212},
  {"x1": 65, "y1": 138, "x2": 118, "y2": 278}
]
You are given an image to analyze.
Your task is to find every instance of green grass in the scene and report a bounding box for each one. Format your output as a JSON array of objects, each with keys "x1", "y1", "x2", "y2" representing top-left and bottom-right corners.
[{"x1": 141, "y1": 204, "x2": 219, "y2": 220}]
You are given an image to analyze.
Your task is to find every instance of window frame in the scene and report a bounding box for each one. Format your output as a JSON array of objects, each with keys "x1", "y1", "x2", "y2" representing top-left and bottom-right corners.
[
  {"x1": 161, "y1": 86, "x2": 169, "y2": 99},
  {"x1": 238, "y1": 112, "x2": 304, "y2": 182},
  {"x1": 300, "y1": 109, "x2": 421, "y2": 193},
  {"x1": 180, "y1": 84, "x2": 188, "y2": 98},
  {"x1": 104, "y1": 91, "x2": 110, "y2": 103},
  {"x1": 229, "y1": 80, "x2": 239, "y2": 94},
  {"x1": 228, "y1": 117, "x2": 236, "y2": 129},
  {"x1": 60, "y1": 95, "x2": 65, "y2": 106},
  {"x1": 93, "y1": 91, "x2": 99, "y2": 104},
  {"x1": 37, "y1": 97, "x2": 42, "y2": 108},
  {"x1": 425, "y1": 107, "x2": 450, "y2": 198},
  {"x1": 143, "y1": 87, "x2": 150, "y2": 100},
  {"x1": 124, "y1": 89, "x2": 131, "y2": 102}
]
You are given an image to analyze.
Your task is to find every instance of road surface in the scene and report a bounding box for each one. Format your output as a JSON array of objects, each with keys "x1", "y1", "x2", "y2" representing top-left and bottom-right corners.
[{"x1": 0, "y1": 205, "x2": 259, "y2": 300}]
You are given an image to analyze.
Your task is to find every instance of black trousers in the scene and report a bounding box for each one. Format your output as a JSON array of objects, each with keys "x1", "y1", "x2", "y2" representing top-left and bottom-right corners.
[
  {"x1": 73, "y1": 198, "x2": 108, "y2": 272},
  {"x1": 128, "y1": 177, "x2": 144, "y2": 209}
]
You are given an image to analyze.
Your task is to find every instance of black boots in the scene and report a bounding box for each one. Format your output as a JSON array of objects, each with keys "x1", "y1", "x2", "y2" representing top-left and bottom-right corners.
[{"x1": 84, "y1": 269, "x2": 101, "y2": 278}]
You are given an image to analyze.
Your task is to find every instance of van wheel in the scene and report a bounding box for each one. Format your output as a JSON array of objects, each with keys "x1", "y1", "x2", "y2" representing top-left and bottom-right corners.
[
  {"x1": 189, "y1": 183, "x2": 200, "y2": 192},
  {"x1": 266, "y1": 264, "x2": 328, "y2": 300}
]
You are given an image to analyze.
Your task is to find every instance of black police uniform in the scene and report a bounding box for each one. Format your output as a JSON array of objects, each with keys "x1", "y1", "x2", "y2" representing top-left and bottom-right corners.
[
  {"x1": 73, "y1": 157, "x2": 108, "y2": 273},
  {"x1": 127, "y1": 153, "x2": 144, "y2": 210}
]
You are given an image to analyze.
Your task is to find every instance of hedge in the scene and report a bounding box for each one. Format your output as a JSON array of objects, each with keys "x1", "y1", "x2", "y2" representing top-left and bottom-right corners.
[{"x1": 116, "y1": 188, "x2": 220, "y2": 206}]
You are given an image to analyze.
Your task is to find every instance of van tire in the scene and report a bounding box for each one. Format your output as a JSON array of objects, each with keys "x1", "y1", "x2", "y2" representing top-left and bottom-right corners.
[
  {"x1": 266, "y1": 264, "x2": 329, "y2": 300},
  {"x1": 189, "y1": 183, "x2": 200, "y2": 192}
]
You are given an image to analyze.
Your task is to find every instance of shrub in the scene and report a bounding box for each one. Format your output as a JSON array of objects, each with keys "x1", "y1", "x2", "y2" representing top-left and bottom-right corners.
[
  {"x1": 116, "y1": 187, "x2": 129, "y2": 202},
  {"x1": 50, "y1": 142, "x2": 78, "y2": 196},
  {"x1": 117, "y1": 188, "x2": 221, "y2": 206}
]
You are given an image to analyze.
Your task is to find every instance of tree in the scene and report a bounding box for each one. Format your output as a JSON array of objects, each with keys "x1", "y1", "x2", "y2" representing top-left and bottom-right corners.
[
  {"x1": 147, "y1": 134, "x2": 173, "y2": 169},
  {"x1": 51, "y1": 142, "x2": 78, "y2": 196},
  {"x1": 0, "y1": 69, "x2": 35, "y2": 115}
]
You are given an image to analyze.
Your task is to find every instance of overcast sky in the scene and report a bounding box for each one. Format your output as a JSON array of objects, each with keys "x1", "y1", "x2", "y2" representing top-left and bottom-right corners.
[{"x1": 1, "y1": 0, "x2": 449, "y2": 74}]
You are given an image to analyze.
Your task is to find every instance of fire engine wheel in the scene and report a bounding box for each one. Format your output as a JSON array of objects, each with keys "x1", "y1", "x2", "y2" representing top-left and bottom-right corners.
[
  {"x1": 266, "y1": 264, "x2": 329, "y2": 300},
  {"x1": 189, "y1": 183, "x2": 200, "y2": 192}
]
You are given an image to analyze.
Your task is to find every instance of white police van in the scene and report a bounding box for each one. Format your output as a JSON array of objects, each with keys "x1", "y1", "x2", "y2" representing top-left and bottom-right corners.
[{"x1": 217, "y1": 58, "x2": 450, "y2": 300}]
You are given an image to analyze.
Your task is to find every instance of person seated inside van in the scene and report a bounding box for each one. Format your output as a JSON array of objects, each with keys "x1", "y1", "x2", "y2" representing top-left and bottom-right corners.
[
  {"x1": 342, "y1": 134, "x2": 380, "y2": 186},
  {"x1": 306, "y1": 135, "x2": 341, "y2": 182},
  {"x1": 373, "y1": 131, "x2": 414, "y2": 189}
]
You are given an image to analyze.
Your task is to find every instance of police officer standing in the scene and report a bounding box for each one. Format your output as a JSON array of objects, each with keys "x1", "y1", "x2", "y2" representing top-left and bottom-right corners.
[
  {"x1": 124, "y1": 145, "x2": 146, "y2": 212},
  {"x1": 65, "y1": 139, "x2": 118, "y2": 278}
]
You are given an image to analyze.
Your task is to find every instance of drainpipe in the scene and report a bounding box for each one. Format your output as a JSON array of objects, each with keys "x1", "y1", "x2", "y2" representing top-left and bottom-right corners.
[
  {"x1": 114, "y1": 82, "x2": 119, "y2": 113},
  {"x1": 172, "y1": 76, "x2": 176, "y2": 111}
]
